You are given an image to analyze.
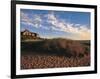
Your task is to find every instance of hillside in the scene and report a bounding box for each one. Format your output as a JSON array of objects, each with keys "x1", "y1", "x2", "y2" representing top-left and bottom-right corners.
[{"x1": 21, "y1": 38, "x2": 90, "y2": 69}]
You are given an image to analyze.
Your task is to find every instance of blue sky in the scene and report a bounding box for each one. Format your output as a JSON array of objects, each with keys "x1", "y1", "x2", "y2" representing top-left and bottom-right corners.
[{"x1": 20, "y1": 9, "x2": 91, "y2": 40}]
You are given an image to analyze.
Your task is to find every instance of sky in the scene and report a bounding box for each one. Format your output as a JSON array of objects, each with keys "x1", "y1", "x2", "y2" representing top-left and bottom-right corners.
[{"x1": 20, "y1": 9, "x2": 91, "y2": 40}]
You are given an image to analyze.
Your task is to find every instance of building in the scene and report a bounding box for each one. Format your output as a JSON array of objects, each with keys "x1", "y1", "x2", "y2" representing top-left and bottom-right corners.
[{"x1": 21, "y1": 29, "x2": 40, "y2": 40}]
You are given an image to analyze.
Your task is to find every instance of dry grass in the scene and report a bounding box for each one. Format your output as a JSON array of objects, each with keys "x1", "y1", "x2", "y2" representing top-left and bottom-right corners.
[
  {"x1": 21, "y1": 38, "x2": 90, "y2": 69},
  {"x1": 21, "y1": 54, "x2": 90, "y2": 69}
]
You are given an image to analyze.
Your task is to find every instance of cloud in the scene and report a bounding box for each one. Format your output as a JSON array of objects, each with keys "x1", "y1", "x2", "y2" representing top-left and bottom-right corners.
[
  {"x1": 21, "y1": 11, "x2": 42, "y2": 28},
  {"x1": 45, "y1": 12, "x2": 90, "y2": 40}
]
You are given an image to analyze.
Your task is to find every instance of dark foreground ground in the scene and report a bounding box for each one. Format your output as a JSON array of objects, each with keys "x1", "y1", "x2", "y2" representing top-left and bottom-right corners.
[{"x1": 21, "y1": 39, "x2": 90, "y2": 69}]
